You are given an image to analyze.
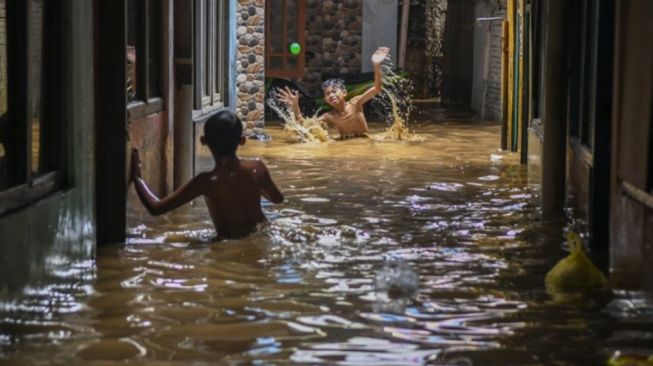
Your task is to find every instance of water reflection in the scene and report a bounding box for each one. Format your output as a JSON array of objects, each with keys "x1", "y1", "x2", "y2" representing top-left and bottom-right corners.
[{"x1": 1, "y1": 123, "x2": 652, "y2": 365}]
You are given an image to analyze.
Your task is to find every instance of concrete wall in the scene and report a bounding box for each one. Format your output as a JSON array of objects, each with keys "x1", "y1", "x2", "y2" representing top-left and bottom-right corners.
[
  {"x1": 471, "y1": 2, "x2": 492, "y2": 115},
  {"x1": 361, "y1": 0, "x2": 397, "y2": 73},
  {"x1": 471, "y1": 1, "x2": 506, "y2": 121},
  {"x1": 527, "y1": 124, "x2": 543, "y2": 185},
  {"x1": 0, "y1": 2, "x2": 95, "y2": 296},
  {"x1": 448, "y1": 0, "x2": 505, "y2": 115},
  {"x1": 566, "y1": 141, "x2": 591, "y2": 225}
]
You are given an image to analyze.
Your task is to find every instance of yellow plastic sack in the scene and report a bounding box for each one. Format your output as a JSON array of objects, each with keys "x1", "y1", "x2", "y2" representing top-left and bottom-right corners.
[
  {"x1": 607, "y1": 351, "x2": 653, "y2": 366},
  {"x1": 545, "y1": 232, "x2": 608, "y2": 292}
]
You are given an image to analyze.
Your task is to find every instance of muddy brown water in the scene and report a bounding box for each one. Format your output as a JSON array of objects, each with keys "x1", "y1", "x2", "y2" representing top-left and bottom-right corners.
[{"x1": 1, "y1": 123, "x2": 652, "y2": 365}]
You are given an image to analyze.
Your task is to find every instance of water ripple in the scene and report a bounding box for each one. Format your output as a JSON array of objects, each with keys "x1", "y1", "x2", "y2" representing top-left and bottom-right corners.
[{"x1": 0, "y1": 124, "x2": 647, "y2": 365}]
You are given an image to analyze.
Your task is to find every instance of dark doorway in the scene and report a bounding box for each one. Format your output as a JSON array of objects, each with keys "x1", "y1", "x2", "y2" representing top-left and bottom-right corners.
[{"x1": 94, "y1": 0, "x2": 127, "y2": 245}]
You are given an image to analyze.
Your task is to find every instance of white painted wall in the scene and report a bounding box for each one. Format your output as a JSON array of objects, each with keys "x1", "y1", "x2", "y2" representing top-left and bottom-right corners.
[
  {"x1": 472, "y1": 1, "x2": 492, "y2": 117},
  {"x1": 362, "y1": 0, "x2": 398, "y2": 72},
  {"x1": 471, "y1": 0, "x2": 506, "y2": 121}
]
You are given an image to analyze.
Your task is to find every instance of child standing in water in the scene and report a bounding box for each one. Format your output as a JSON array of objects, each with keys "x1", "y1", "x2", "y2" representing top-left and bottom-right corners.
[
  {"x1": 130, "y1": 110, "x2": 284, "y2": 239},
  {"x1": 278, "y1": 47, "x2": 390, "y2": 140}
]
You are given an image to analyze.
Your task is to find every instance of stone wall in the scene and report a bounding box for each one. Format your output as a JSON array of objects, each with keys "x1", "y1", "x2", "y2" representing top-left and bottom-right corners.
[
  {"x1": 300, "y1": 0, "x2": 363, "y2": 97},
  {"x1": 404, "y1": 0, "x2": 448, "y2": 99},
  {"x1": 424, "y1": 0, "x2": 448, "y2": 98},
  {"x1": 236, "y1": 0, "x2": 265, "y2": 137}
]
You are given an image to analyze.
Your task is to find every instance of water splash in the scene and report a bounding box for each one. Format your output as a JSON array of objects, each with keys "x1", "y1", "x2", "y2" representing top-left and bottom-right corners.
[
  {"x1": 266, "y1": 94, "x2": 330, "y2": 143},
  {"x1": 371, "y1": 59, "x2": 425, "y2": 142},
  {"x1": 266, "y1": 56, "x2": 423, "y2": 143},
  {"x1": 373, "y1": 93, "x2": 425, "y2": 142},
  {"x1": 375, "y1": 261, "x2": 420, "y2": 300},
  {"x1": 374, "y1": 261, "x2": 420, "y2": 313}
]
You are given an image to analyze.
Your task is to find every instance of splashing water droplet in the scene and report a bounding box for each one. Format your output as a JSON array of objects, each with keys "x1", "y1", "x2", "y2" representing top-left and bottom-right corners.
[
  {"x1": 371, "y1": 58, "x2": 425, "y2": 142},
  {"x1": 266, "y1": 94, "x2": 330, "y2": 143},
  {"x1": 375, "y1": 261, "x2": 420, "y2": 300}
]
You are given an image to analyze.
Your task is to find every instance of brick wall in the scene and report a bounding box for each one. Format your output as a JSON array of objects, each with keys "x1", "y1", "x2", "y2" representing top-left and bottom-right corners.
[{"x1": 300, "y1": 0, "x2": 363, "y2": 97}]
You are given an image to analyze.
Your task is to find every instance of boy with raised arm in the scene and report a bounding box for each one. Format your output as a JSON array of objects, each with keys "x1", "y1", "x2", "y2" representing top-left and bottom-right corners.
[
  {"x1": 278, "y1": 47, "x2": 390, "y2": 140},
  {"x1": 130, "y1": 110, "x2": 284, "y2": 239}
]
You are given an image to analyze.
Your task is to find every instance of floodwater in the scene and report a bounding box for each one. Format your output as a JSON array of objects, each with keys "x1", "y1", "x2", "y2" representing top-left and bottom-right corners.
[{"x1": 2, "y1": 121, "x2": 653, "y2": 365}]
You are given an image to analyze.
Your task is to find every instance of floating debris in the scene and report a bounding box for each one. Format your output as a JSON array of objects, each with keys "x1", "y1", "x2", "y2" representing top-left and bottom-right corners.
[{"x1": 545, "y1": 232, "x2": 608, "y2": 294}]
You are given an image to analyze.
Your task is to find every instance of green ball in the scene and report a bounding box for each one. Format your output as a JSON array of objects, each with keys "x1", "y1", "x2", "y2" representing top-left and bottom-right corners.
[{"x1": 289, "y1": 42, "x2": 301, "y2": 56}]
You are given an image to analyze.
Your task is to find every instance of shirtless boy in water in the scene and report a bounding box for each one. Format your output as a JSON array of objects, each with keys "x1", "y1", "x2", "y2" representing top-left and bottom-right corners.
[
  {"x1": 278, "y1": 47, "x2": 390, "y2": 140},
  {"x1": 130, "y1": 110, "x2": 284, "y2": 239}
]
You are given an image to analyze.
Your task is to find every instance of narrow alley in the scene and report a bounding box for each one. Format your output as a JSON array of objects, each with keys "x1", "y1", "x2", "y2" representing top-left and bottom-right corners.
[
  {"x1": 1, "y1": 0, "x2": 652, "y2": 365},
  {"x1": 4, "y1": 121, "x2": 647, "y2": 365}
]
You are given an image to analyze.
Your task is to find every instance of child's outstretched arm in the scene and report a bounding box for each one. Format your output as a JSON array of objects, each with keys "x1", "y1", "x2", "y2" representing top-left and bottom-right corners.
[
  {"x1": 357, "y1": 47, "x2": 390, "y2": 105},
  {"x1": 277, "y1": 86, "x2": 305, "y2": 124},
  {"x1": 130, "y1": 149, "x2": 203, "y2": 216},
  {"x1": 257, "y1": 161, "x2": 284, "y2": 204}
]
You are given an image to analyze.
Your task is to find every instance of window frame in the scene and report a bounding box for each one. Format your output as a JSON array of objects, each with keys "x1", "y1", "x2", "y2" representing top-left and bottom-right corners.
[
  {"x1": 650, "y1": 93, "x2": 653, "y2": 193},
  {"x1": 126, "y1": 0, "x2": 164, "y2": 120},
  {"x1": 530, "y1": 0, "x2": 544, "y2": 121},
  {"x1": 264, "y1": 0, "x2": 306, "y2": 79},
  {"x1": 194, "y1": 0, "x2": 228, "y2": 112},
  {"x1": 568, "y1": 0, "x2": 597, "y2": 150},
  {"x1": 0, "y1": 0, "x2": 65, "y2": 216}
]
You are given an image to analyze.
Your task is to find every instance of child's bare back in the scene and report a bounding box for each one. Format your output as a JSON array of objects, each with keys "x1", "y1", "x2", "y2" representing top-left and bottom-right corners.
[
  {"x1": 196, "y1": 157, "x2": 282, "y2": 238},
  {"x1": 131, "y1": 111, "x2": 283, "y2": 240}
]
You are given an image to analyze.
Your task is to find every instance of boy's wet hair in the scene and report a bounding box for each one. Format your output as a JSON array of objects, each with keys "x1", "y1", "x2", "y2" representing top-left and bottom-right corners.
[
  {"x1": 322, "y1": 78, "x2": 346, "y2": 92},
  {"x1": 204, "y1": 110, "x2": 243, "y2": 156}
]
